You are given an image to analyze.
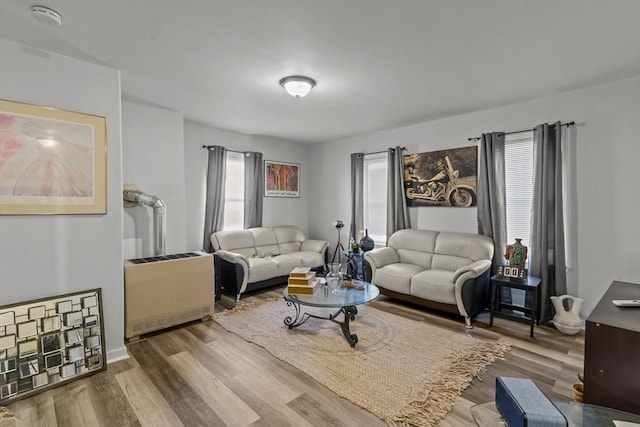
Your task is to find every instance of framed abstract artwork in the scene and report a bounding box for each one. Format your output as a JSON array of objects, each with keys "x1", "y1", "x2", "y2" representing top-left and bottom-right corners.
[
  {"x1": 0, "y1": 289, "x2": 106, "y2": 405},
  {"x1": 264, "y1": 160, "x2": 299, "y2": 198},
  {"x1": 0, "y1": 99, "x2": 107, "y2": 215}
]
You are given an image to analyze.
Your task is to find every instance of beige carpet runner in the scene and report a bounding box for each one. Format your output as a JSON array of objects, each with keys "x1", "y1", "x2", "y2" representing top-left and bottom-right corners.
[{"x1": 214, "y1": 297, "x2": 510, "y2": 426}]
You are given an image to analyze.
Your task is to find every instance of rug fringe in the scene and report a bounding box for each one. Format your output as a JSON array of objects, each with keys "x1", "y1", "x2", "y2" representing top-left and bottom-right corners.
[
  {"x1": 214, "y1": 295, "x2": 283, "y2": 317},
  {"x1": 387, "y1": 339, "x2": 511, "y2": 427}
]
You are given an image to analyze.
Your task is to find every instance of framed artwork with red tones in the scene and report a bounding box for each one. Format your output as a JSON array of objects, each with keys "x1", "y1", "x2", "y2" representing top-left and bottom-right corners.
[{"x1": 265, "y1": 160, "x2": 299, "y2": 198}]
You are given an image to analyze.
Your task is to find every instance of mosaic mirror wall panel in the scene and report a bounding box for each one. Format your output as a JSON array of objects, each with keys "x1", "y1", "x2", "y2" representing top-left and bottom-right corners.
[{"x1": 0, "y1": 288, "x2": 106, "y2": 404}]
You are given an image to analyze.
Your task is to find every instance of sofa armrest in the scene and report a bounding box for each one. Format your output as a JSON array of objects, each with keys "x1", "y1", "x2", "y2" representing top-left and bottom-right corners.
[
  {"x1": 364, "y1": 247, "x2": 400, "y2": 268},
  {"x1": 215, "y1": 249, "x2": 249, "y2": 267},
  {"x1": 453, "y1": 259, "x2": 491, "y2": 319},
  {"x1": 452, "y1": 259, "x2": 491, "y2": 283},
  {"x1": 214, "y1": 250, "x2": 250, "y2": 297},
  {"x1": 301, "y1": 239, "x2": 329, "y2": 253}
]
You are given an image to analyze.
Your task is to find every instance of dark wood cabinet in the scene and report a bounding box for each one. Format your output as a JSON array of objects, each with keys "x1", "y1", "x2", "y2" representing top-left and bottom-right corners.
[{"x1": 584, "y1": 281, "x2": 640, "y2": 415}]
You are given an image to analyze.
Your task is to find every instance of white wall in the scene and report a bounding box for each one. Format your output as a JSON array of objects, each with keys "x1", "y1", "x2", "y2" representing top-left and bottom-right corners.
[
  {"x1": 183, "y1": 121, "x2": 312, "y2": 250},
  {"x1": 122, "y1": 101, "x2": 187, "y2": 257},
  {"x1": 0, "y1": 40, "x2": 126, "y2": 361},
  {"x1": 309, "y1": 76, "x2": 640, "y2": 317}
]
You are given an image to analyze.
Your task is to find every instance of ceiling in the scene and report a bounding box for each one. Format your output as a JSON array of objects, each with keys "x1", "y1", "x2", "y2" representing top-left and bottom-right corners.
[{"x1": 1, "y1": 0, "x2": 639, "y2": 143}]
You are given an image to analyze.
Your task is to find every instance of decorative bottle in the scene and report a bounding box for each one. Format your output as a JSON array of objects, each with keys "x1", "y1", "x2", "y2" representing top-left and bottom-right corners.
[
  {"x1": 359, "y1": 229, "x2": 375, "y2": 252},
  {"x1": 505, "y1": 238, "x2": 528, "y2": 269}
]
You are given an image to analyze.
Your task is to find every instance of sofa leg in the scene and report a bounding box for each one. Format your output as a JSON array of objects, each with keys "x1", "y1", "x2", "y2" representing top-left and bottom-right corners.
[
  {"x1": 464, "y1": 317, "x2": 473, "y2": 329},
  {"x1": 236, "y1": 293, "x2": 241, "y2": 302}
]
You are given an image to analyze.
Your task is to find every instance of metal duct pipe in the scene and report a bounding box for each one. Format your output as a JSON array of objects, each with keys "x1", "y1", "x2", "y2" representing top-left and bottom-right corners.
[{"x1": 123, "y1": 189, "x2": 166, "y2": 256}]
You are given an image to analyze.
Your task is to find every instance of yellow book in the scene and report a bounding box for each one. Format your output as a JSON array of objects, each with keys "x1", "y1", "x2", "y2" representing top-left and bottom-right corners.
[
  {"x1": 288, "y1": 272, "x2": 317, "y2": 285},
  {"x1": 288, "y1": 278, "x2": 321, "y2": 295},
  {"x1": 289, "y1": 267, "x2": 311, "y2": 278}
]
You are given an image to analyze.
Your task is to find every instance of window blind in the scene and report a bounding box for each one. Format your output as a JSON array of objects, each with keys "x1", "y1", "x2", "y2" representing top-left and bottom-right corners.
[
  {"x1": 363, "y1": 152, "x2": 388, "y2": 246},
  {"x1": 504, "y1": 132, "x2": 534, "y2": 250},
  {"x1": 223, "y1": 151, "x2": 245, "y2": 230}
]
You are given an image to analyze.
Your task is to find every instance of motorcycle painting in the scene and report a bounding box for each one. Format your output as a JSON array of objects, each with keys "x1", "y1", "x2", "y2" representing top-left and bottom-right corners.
[{"x1": 403, "y1": 146, "x2": 477, "y2": 207}]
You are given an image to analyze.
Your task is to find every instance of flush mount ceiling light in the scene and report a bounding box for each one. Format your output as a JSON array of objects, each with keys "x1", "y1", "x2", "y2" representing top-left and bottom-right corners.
[
  {"x1": 31, "y1": 5, "x2": 62, "y2": 26},
  {"x1": 279, "y1": 76, "x2": 316, "y2": 99}
]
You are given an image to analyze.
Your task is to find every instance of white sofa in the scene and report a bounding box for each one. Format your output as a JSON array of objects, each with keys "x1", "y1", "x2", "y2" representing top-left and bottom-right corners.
[
  {"x1": 211, "y1": 225, "x2": 328, "y2": 300},
  {"x1": 363, "y1": 229, "x2": 494, "y2": 327}
]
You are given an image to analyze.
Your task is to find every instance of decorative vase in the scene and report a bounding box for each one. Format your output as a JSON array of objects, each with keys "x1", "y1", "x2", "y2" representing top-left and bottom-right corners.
[
  {"x1": 359, "y1": 229, "x2": 375, "y2": 252},
  {"x1": 572, "y1": 382, "x2": 584, "y2": 403},
  {"x1": 551, "y1": 295, "x2": 584, "y2": 335},
  {"x1": 505, "y1": 238, "x2": 528, "y2": 269},
  {"x1": 326, "y1": 263, "x2": 342, "y2": 294}
]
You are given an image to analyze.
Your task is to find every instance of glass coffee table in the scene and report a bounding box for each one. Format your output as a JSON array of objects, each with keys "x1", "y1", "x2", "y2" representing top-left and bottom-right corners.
[
  {"x1": 283, "y1": 280, "x2": 379, "y2": 347},
  {"x1": 471, "y1": 400, "x2": 640, "y2": 426}
]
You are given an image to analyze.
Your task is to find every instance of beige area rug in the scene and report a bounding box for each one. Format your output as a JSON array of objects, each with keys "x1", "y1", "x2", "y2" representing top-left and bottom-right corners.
[{"x1": 214, "y1": 297, "x2": 510, "y2": 426}]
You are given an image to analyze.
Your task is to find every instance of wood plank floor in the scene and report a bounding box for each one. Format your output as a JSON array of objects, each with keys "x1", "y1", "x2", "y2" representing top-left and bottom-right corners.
[{"x1": 7, "y1": 287, "x2": 584, "y2": 426}]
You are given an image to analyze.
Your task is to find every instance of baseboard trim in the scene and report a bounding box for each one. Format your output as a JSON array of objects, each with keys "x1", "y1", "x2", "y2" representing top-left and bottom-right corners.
[{"x1": 106, "y1": 346, "x2": 129, "y2": 364}]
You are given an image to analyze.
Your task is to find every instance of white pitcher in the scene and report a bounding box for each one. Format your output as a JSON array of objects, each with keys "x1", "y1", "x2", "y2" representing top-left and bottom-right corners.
[{"x1": 550, "y1": 295, "x2": 584, "y2": 335}]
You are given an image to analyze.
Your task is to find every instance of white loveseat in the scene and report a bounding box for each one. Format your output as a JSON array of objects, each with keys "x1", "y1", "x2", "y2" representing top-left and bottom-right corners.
[
  {"x1": 363, "y1": 229, "x2": 494, "y2": 327},
  {"x1": 211, "y1": 225, "x2": 328, "y2": 300}
]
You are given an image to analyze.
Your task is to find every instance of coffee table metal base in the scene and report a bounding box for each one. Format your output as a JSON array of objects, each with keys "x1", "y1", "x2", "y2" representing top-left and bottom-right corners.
[{"x1": 284, "y1": 299, "x2": 359, "y2": 347}]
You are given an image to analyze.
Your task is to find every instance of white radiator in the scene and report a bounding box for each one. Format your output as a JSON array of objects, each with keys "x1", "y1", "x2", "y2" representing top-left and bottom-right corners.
[{"x1": 124, "y1": 251, "x2": 214, "y2": 340}]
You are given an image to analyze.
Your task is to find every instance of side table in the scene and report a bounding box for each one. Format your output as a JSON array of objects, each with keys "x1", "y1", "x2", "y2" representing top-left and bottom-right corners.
[{"x1": 490, "y1": 274, "x2": 542, "y2": 337}]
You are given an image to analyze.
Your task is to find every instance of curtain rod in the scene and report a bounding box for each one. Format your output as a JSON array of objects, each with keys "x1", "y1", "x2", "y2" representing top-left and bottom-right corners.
[
  {"x1": 204, "y1": 145, "x2": 407, "y2": 156},
  {"x1": 467, "y1": 121, "x2": 575, "y2": 142},
  {"x1": 361, "y1": 146, "x2": 407, "y2": 156},
  {"x1": 201, "y1": 145, "x2": 243, "y2": 154}
]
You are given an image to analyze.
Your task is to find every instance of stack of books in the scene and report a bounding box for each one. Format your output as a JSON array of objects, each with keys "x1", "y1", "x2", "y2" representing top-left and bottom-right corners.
[{"x1": 287, "y1": 267, "x2": 320, "y2": 295}]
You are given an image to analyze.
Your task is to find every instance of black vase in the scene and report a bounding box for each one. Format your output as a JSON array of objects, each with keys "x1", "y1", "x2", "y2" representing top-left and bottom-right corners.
[{"x1": 359, "y1": 229, "x2": 375, "y2": 252}]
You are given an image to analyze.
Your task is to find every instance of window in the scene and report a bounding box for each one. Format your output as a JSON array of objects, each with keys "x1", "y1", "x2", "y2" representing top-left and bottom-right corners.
[
  {"x1": 504, "y1": 132, "x2": 534, "y2": 251},
  {"x1": 223, "y1": 151, "x2": 244, "y2": 230},
  {"x1": 363, "y1": 152, "x2": 388, "y2": 246},
  {"x1": 504, "y1": 128, "x2": 573, "y2": 269}
]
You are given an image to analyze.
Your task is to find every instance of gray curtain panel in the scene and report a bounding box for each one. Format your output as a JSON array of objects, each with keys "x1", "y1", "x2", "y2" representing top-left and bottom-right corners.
[
  {"x1": 349, "y1": 153, "x2": 364, "y2": 242},
  {"x1": 202, "y1": 145, "x2": 227, "y2": 253},
  {"x1": 530, "y1": 122, "x2": 567, "y2": 322},
  {"x1": 244, "y1": 151, "x2": 264, "y2": 229},
  {"x1": 386, "y1": 146, "x2": 411, "y2": 241},
  {"x1": 477, "y1": 132, "x2": 508, "y2": 273}
]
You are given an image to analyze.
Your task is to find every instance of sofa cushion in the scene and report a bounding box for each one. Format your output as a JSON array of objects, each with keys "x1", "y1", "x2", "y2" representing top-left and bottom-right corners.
[
  {"x1": 396, "y1": 249, "x2": 433, "y2": 269},
  {"x1": 271, "y1": 254, "x2": 303, "y2": 275},
  {"x1": 287, "y1": 251, "x2": 324, "y2": 268},
  {"x1": 273, "y1": 225, "x2": 305, "y2": 254},
  {"x1": 251, "y1": 227, "x2": 281, "y2": 257},
  {"x1": 247, "y1": 257, "x2": 279, "y2": 282},
  {"x1": 211, "y1": 230, "x2": 256, "y2": 257},
  {"x1": 374, "y1": 263, "x2": 425, "y2": 294},
  {"x1": 411, "y1": 269, "x2": 457, "y2": 305},
  {"x1": 389, "y1": 229, "x2": 438, "y2": 268},
  {"x1": 431, "y1": 254, "x2": 471, "y2": 272},
  {"x1": 256, "y1": 246, "x2": 281, "y2": 257},
  {"x1": 431, "y1": 232, "x2": 494, "y2": 271},
  {"x1": 278, "y1": 241, "x2": 303, "y2": 254}
]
